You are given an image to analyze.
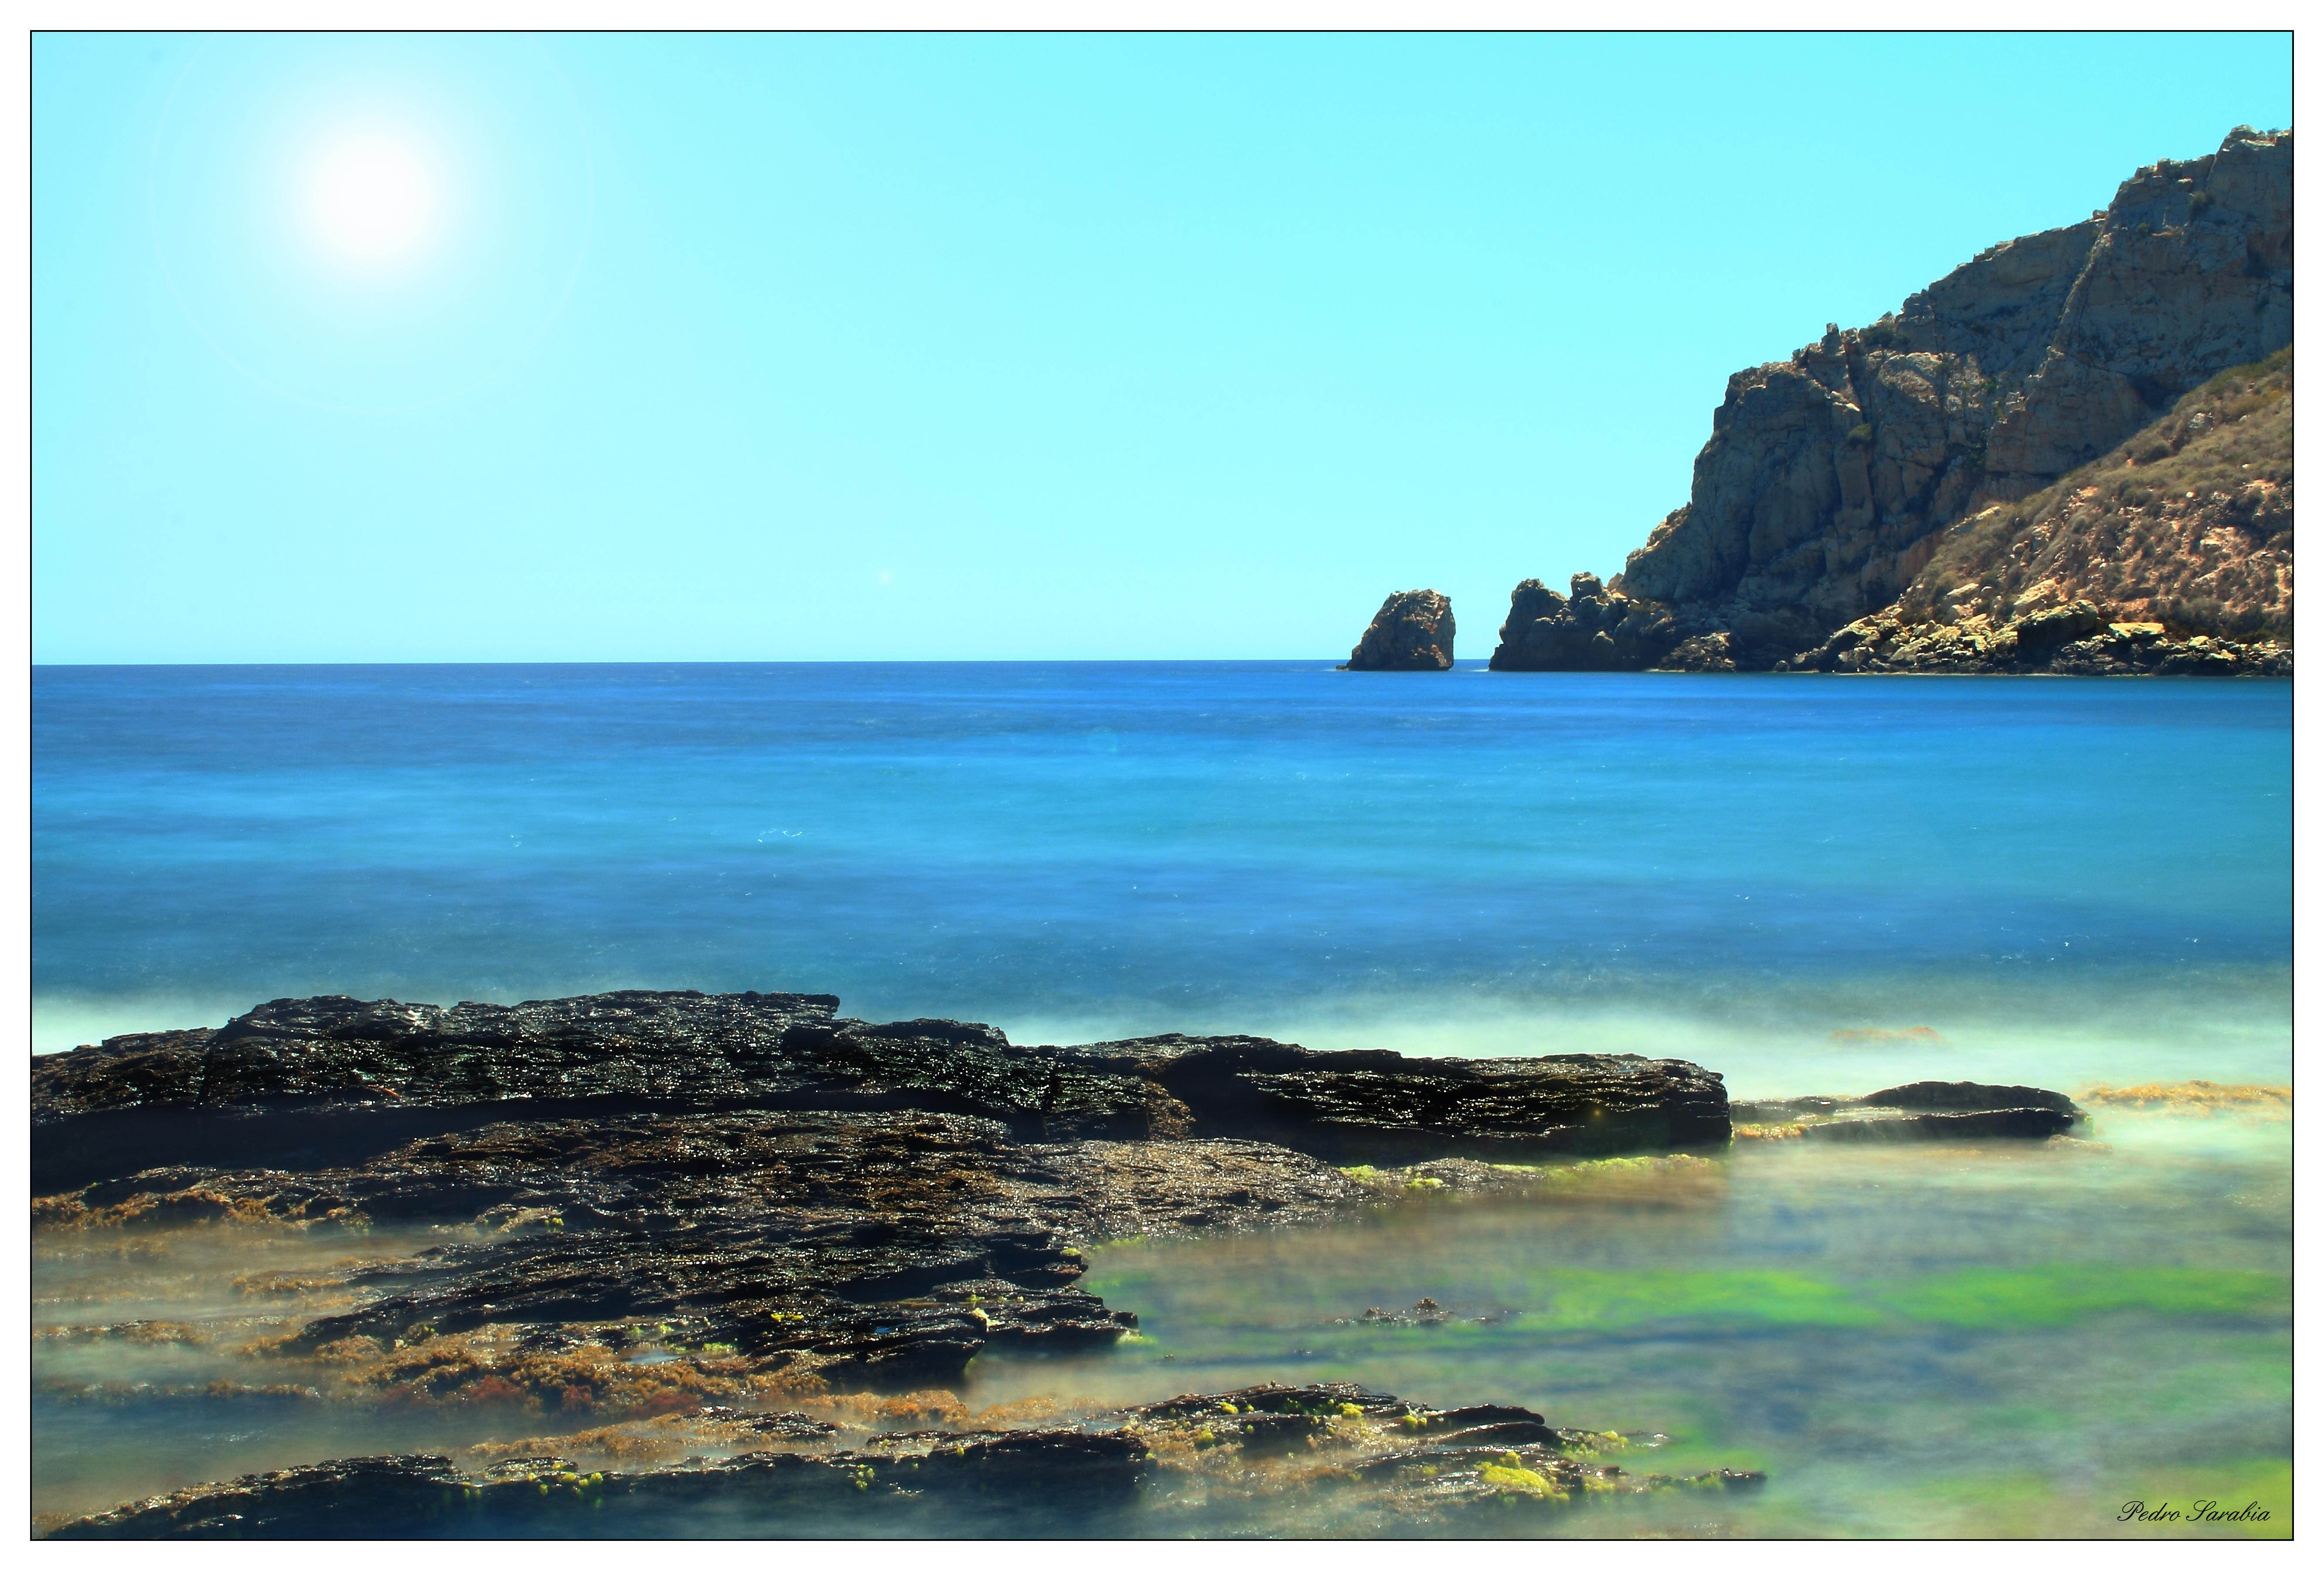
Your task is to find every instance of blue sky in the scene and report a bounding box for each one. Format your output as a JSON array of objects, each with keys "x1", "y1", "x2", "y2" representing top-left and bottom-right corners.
[{"x1": 34, "y1": 32, "x2": 2293, "y2": 663}]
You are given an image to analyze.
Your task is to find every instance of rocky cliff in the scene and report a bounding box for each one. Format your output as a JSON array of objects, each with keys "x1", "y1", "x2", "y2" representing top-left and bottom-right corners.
[
  {"x1": 1796, "y1": 348, "x2": 2291, "y2": 673},
  {"x1": 1341, "y1": 589, "x2": 1455, "y2": 670},
  {"x1": 1495, "y1": 126, "x2": 2292, "y2": 673}
]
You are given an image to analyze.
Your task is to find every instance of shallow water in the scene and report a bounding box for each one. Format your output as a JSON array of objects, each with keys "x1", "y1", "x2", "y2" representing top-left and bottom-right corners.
[
  {"x1": 988, "y1": 1107, "x2": 2293, "y2": 1537},
  {"x1": 32, "y1": 1107, "x2": 2290, "y2": 1535}
]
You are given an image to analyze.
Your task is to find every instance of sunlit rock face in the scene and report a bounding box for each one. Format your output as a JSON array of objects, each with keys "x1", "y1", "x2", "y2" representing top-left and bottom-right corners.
[
  {"x1": 1792, "y1": 345, "x2": 2292, "y2": 676},
  {"x1": 1511, "y1": 127, "x2": 2292, "y2": 671},
  {"x1": 1341, "y1": 589, "x2": 1455, "y2": 670}
]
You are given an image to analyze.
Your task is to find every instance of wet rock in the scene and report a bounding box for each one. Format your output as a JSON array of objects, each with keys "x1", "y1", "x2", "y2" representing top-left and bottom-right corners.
[
  {"x1": 1429, "y1": 1403, "x2": 1546, "y2": 1428},
  {"x1": 1859, "y1": 1081, "x2": 2079, "y2": 1117},
  {"x1": 1429, "y1": 1421, "x2": 1570, "y2": 1448},
  {"x1": 1801, "y1": 1107, "x2": 2079, "y2": 1144},
  {"x1": 1728, "y1": 1096, "x2": 1845, "y2": 1123},
  {"x1": 42, "y1": 1432, "x2": 1150, "y2": 1539},
  {"x1": 1731, "y1": 1080, "x2": 2084, "y2": 1143},
  {"x1": 41, "y1": 1381, "x2": 1762, "y2": 1538},
  {"x1": 1341, "y1": 589, "x2": 1456, "y2": 670},
  {"x1": 37, "y1": 1110, "x2": 1366, "y2": 1398},
  {"x1": 36, "y1": 991, "x2": 1732, "y2": 1188},
  {"x1": 1050, "y1": 1034, "x2": 1731, "y2": 1161},
  {"x1": 44, "y1": 1454, "x2": 474, "y2": 1540},
  {"x1": 1342, "y1": 1298, "x2": 1456, "y2": 1328}
]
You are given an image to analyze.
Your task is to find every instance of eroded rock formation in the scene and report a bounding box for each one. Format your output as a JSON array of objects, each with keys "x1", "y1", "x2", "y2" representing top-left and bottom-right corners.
[
  {"x1": 1487, "y1": 574, "x2": 1678, "y2": 671},
  {"x1": 1499, "y1": 127, "x2": 2292, "y2": 672},
  {"x1": 37, "y1": 1109, "x2": 1352, "y2": 1393},
  {"x1": 31, "y1": 990, "x2": 1731, "y2": 1410},
  {"x1": 1793, "y1": 348, "x2": 2292, "y2": 673},
  {"x1": 1341, "y1": 589, "x2": 1455, "y2": 670},
  {"x1": 34, "y1": 990, "x2": 1730, "y2": 1191}
]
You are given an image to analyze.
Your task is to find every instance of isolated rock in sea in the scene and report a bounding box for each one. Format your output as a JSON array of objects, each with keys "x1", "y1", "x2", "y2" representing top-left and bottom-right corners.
[
  {"x1": 1503, "y1": 127, "x2": 2293, "y2": 671},
  {"x1": 1729, "y1": 1080, "x2": 2085, "y2": 1142},
  {"x1": 41, "y1": 1382, "x2": 1765, "y2": 1539},
  {"x1": 1341, "y1": 589, "x2": 1455, "y2": 670},
  {"x1": 33, "y1": 990, "x2": 1728, "y2": 1188}
]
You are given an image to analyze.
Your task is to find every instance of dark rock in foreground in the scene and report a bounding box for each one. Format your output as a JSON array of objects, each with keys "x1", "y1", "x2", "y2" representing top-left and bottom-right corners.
[
  {"x1": 41, "y1": 1382, "x2": 1765, "y2": 1539},
  {"x1": 1730, "y1": 1080, "x2": 2085, "y2": 1143},
  {"x1": 1340, "y1": 588, "x2": 1456, "y2": 670},
  {"x1": 33, "y1": 990, "x2": 1730, "y2": 1189},
  {"x1": 37, "y1": 1109, "x2": 1360, "y2": 1393},
  {"x1": 30, "y1": 990, "x2": 1729, "y2": 1400},
  {"x1": 1052, "y1": 1032, "x2": 1729, "y2": 1162}
]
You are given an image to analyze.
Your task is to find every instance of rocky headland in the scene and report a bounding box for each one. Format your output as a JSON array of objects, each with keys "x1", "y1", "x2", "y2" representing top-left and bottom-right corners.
[
  {"x1": 33, "y1": 989, "x2": 2081, "y2": 1536},
  {"x1": 1490, "y1": 126, "x2": 2292, "y2": 674},
  {"x1": 1342, "y1": 589, "x2": 1456, "y2": 670}
]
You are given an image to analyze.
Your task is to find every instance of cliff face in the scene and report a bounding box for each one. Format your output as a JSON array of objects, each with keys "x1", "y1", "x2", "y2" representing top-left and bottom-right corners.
[
  {"x1": 1496, "y1": 126, "x2": 2292, "y2": 672},
  {"x1": 1797, "y1": 348, "x2": 2291, "y2": 674}
]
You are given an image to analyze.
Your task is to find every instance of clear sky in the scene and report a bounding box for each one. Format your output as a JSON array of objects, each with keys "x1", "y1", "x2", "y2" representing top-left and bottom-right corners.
[{"x1": 33, "y1": 31, "x2": 2293, "y2": 663}]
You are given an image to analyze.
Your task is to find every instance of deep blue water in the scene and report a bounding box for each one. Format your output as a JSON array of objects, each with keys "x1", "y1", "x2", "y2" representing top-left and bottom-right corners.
[{"x1": 30, "y1": 663, "x2": 2292, "y2": 1092}]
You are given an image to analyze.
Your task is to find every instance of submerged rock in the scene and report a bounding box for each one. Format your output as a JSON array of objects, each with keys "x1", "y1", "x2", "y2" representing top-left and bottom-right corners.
[
  {"x1": 1341, "y1": 589, "x2": 1456, "y2": 670},
  {"x1": 41, "y1": 1382, "x2": 1764, "y2": 1539},
  {"x1": 35, "y1": 1109, "x2": 1363, "y2": 1396}
]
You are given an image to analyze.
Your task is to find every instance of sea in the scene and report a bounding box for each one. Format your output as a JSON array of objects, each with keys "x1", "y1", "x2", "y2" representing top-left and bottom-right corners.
[
  {"x1": 31, "y1": 661, "x2": 2291, "y2": 1089},
  {"x1": 28, "y1": 662, "x2": 2294, "y2": 1535}
]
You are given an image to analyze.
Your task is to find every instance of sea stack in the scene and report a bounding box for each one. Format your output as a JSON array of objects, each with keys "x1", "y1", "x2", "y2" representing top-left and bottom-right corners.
[{"x1": 1341, "y1": 589, "x2": 1455, "y2": 670}]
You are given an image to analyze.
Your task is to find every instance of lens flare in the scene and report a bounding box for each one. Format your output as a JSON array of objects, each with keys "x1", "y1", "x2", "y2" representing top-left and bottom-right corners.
[{"x1": 300, "y1": 127, "x2": 445, "y2": 274}]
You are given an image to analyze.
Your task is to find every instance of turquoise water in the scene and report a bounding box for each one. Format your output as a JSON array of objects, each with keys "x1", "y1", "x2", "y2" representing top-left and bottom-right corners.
[
  {"x1": 32, "y1": 663, "x2": 2292, "y2": 1092},
  {"x1": 32, "y1": 663, "x2": 2290, "y2": 1092}
]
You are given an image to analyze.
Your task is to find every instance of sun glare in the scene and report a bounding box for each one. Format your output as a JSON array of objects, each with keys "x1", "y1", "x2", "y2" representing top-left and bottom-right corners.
[{"x1": 301, "y1": 127, "x2": 446, "y2": 275}]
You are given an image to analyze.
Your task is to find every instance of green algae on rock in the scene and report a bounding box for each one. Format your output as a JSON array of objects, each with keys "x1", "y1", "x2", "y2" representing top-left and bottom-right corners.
[{"x1": 40, "y1": 1382, "x2": 1762, "y2": 1539}]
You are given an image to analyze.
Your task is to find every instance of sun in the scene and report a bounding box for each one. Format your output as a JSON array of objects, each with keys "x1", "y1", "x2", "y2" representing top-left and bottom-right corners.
[{"x1": 300, "y1": 126, "x2": 447, "y2": 276}]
